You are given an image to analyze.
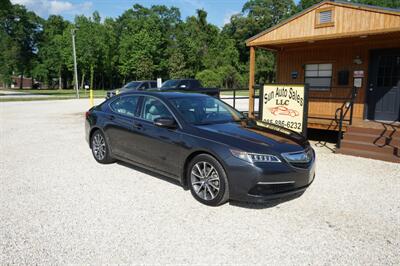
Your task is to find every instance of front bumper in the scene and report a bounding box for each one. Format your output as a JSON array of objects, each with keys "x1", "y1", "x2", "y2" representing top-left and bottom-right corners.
[{"x1": 225, "y1": 155, "x2": 315, "y2": 203}]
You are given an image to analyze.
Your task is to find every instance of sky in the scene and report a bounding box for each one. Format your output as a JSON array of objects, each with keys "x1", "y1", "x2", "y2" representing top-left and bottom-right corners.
[{"x1": 10, "y1": 0, "x2": 259, "y2": 27}]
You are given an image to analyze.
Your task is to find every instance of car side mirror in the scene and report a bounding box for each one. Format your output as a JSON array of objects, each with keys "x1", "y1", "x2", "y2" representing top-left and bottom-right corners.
[{"x1": 154, "y1": 117, "x2": 177, "y2": 129}]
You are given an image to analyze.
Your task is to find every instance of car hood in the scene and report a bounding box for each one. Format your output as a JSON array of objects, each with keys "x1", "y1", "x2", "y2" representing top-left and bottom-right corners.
[{"x1": 193, "y1": 119, "x2": 309, "y2": 154}]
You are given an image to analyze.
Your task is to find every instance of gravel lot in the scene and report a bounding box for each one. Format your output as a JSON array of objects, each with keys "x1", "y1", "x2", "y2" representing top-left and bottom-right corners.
[{"x1": 1, "y1": 99, "x2": 399, "y2": 265}]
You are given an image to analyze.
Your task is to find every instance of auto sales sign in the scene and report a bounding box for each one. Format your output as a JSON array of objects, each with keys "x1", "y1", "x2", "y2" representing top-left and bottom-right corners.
[{"x1": 259, "y1": 84, "x2": 309, "y2": 136}]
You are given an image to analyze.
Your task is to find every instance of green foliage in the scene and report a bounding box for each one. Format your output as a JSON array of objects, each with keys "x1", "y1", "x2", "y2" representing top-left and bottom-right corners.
[{"x1": 1, "y1": 0, "x2": 397, "y2": 90}]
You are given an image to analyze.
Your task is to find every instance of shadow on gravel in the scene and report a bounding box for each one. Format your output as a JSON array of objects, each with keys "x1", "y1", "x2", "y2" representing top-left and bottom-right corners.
[
  {"x1": 229, "y1": 192, "x2": 304, "y2": 209},
  {"x1": 117, "y1": 161, "x2": 182, "y2": 187},
  {"x1": 116, "y1": 160, "x2": 305, "y2": 209}
]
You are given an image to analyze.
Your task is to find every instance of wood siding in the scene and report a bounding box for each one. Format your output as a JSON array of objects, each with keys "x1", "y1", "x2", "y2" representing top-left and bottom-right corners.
[
  {"x1": 276, "y1": 34, "x2": 400, "y2": 120},
  {"x1": 248, "y1": 2, "x2": 400, "y2": 47}
]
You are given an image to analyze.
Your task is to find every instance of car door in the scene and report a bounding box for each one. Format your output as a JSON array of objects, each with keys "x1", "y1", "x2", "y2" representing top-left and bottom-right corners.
[
  {"x1": 133, "y1": 96, "x2": 184, "y2": 177},
  {"x1": 104, "y1": 95, "x2": 141, "y2": 161}
]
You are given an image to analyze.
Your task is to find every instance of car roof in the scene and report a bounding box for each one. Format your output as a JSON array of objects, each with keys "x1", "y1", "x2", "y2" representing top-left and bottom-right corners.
[{"x1": 120, "y1": 91, "x2": 207, "y2": 99}]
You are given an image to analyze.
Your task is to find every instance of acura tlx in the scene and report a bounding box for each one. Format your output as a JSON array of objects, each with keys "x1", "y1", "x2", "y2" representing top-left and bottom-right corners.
[{"x1": 85, "y1": 91, "x2": 315, "y2": 206}]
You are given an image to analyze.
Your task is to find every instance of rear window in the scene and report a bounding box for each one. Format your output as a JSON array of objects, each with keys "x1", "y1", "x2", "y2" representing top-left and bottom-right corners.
[{"x1": 109, "y1": 96, "x2": 140, "y2": 117}]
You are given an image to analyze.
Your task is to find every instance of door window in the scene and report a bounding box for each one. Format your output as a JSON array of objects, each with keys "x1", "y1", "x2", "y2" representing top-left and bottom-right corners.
[
  {"x1": 110, "y1": 96, "x2": 139, "y2": 117},
  {"x1": 141, "y1": 97, "x2": 173, "y2": 122}
]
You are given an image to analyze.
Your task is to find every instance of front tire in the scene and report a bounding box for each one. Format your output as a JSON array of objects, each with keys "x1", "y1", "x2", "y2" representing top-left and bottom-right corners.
[
  {"x1": 187, "y1": 154, "x2": 229, "y2": 206},
  {"x1": 91, "y1": 130, "x2": 115, "y2": 164}
]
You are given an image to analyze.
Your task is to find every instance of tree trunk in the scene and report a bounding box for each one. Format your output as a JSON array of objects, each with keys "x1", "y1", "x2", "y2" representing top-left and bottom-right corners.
[
  {"x1": 101, "y1": 73, "x2": 104, "y2": 90},
  {"x1": 19, "y1": 70, "x2": 23, "y2": 90},
  {"x1": 31, "y1": 77, "x2": 34, "y2": 89},
  {"x1": 58, "y1": 69, "x2": 62, "y2": 90},
  {"x1": 80, "y1": 72, "x2": 85, "y2": 90},
  {"x1": 90, "y1": 65, "x2": 94, "y2": 90}
]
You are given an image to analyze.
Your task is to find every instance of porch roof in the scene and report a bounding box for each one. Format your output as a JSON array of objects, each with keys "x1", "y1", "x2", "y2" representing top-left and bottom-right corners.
[{"x1": 246, "y1": 0, "x2": 400, "y2": 49}]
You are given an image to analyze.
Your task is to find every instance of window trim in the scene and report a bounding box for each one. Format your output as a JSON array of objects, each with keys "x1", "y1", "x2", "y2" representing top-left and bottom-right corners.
[
  {"x1": 108, "y1": 95, "x2": 141, "y2": 118},
  {"x1": 315, "y1": 7, "x2": 335, "y2": 28},
  {"x1": 304, "y1": 63, "x2": 333, "y2": 91}
]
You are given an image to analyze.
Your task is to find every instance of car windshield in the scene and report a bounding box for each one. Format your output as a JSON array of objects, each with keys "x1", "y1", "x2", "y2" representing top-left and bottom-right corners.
[
  {"x1": 123, "y1": 81, "x2": 141, "y2": 89},
  {"x1": 170, "y1": 96, "x2": 245, "y2": 125},
  {"x1": 161, "y1": 80, "x2": 179, "y2": 88}
]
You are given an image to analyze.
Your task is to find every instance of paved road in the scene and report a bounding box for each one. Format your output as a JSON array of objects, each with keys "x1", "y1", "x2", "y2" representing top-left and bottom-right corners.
[
  {"x1": 0, "y1": 90, "x2": 55, "y2": 99},
  {"x1": 1, "y1": 99, "x2": 399, "y2": 265}
]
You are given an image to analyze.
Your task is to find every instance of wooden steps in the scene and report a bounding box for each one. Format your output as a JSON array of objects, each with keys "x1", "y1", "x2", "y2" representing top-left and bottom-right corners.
[{"x1": 337, "y1": 125, "x2": 400, "y2": 163}]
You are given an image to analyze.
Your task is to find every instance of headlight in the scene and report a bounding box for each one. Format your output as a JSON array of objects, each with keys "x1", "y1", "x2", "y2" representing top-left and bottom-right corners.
[
  {"x1": 282, "y1": 149, "x2": 313, "y2": 163},
  {"x1": 230, "y1": 149, "x2": 281, "y2": 163}
]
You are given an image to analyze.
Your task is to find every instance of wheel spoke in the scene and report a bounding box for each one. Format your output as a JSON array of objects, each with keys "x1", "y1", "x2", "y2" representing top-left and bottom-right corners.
[
  {"x1": 208, "y1": 182, "x2": 219, "y2": 191},
  {"x1": 205, "y1": 166, "x2": 215, "y2": 178},
  {"x1": 206, "y1": 184, "x2": 215, "y2": 198},
  {"x1": 196, "y1": 182, "x2": 205, "y2": 194},
  {"x1": 195, "y1": 164, "x2": 204, "y2": 178},
  {"x1": 191, "y1": 171, "x2": 203, "y2": 179}
]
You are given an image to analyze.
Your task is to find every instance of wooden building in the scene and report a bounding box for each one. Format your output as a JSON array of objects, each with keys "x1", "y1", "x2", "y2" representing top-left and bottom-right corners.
[{"x1": 246, "y1": 0, "x2": 400, "y2": 162}]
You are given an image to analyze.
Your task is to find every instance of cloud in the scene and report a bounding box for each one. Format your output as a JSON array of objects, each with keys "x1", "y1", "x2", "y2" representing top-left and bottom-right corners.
[
  {"x1": 11, "y1": 0, "x2": 93, "y2": 17},
  {"x1": 223, "y1": 10, "x2": 240, "y2": 25},
  {"x1": 181, "y1": 0, "x2": 203, "y2": 9}
]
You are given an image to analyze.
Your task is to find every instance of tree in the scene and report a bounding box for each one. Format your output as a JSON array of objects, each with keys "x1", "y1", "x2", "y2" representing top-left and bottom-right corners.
[
  {"x1": 223, "y1": 0, "x2": 295, "y2": 85},
  {"x1": 0, "y1": 2, "x2": 42, "y2": 88},
  {"x1": 35, "y1": 15, "x2": 69, "y2": 89}
]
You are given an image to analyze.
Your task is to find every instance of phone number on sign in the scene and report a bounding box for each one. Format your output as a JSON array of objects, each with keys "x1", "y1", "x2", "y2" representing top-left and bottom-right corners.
[{"x1": 263, "y1": 119, "x2": 302, "y2": 130}]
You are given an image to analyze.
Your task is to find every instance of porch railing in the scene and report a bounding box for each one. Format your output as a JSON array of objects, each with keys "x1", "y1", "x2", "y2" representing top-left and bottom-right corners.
[{"x1": 308, "y1": 86, "x2": 359, "y2": 148}]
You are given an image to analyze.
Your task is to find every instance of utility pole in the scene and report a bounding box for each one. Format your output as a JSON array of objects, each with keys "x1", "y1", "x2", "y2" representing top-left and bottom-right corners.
[{"x1": 71, "y1": 28, "x2": 79, "y2": 99}]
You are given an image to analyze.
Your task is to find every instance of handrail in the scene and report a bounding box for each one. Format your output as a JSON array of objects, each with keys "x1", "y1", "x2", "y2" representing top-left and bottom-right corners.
[{"x1": 335, "y1": 86, "x2": 359, "y2": 148}]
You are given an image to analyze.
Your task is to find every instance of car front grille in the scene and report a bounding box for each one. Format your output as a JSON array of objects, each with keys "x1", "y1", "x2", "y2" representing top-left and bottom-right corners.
[{"x1": 282, "y1": 148, "x2": 314, "y2": 169}]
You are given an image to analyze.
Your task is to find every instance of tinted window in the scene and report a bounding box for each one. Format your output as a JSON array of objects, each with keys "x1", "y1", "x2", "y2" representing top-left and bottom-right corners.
[
  {"x1": 161, "y1": 80, "x2": 179, "y2": 88},
  {"x1": 123, "y1": 81, "x2": 141, "y2": 89},
  {"x1": 170, "y1": 96, "x2": 243, "y2": 125},
  {"x1": 110, "y1": 96, "x2": 139, "y2": 117},
  {"x1": 150, "y1": 82, "x2": 157, "y2": 88},
  {"x1": 140, "y1": 82, "x2": 149, "y2": 90},
  {"x1": 179, "y1": 80, "x2": 190, "y2": 88},
  {"x1": 141, "y1": 97, "x2": 173, "y2": 122},
  {"x1": 190, "y1": 80, "x2": 201, "y2": 88}
]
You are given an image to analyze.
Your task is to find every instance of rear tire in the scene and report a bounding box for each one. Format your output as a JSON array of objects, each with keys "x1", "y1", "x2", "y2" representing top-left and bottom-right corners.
[
  {"x1": 91, "y1": 130, "x2": 115, "y2": 164},
  {"x1": 187, "y1": 154, "x2": 229, "y2": 206}
]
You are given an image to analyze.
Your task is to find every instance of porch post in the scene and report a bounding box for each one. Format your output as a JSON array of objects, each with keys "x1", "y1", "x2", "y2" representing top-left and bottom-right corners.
[{"x1": 248, "y1": 46, "x2": 256, "y2": 118}]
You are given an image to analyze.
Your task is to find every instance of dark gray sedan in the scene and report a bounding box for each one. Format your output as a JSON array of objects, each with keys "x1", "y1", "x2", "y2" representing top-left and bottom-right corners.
[{"x1": 86, "y1": 91, "x2": 315, "y2": 206}]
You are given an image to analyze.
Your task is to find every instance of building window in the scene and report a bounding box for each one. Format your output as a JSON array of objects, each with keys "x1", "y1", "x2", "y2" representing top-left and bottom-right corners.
[
  {"x1": 305, "y1": 63, "x2": 332, "y2": 91},
  {"x1": 315, "y1": 7, "x2": 334, "y2": 28}
]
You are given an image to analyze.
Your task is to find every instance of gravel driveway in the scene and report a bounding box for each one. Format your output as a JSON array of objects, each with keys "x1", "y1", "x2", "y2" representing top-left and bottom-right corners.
[{"x1": 1, "y1": 99, "x2": 399, "y2": 265}]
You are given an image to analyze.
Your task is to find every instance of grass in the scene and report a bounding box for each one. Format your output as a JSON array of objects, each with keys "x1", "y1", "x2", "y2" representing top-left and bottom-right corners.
[{"x1": 0, "y1": 89, "x2": 107, "y2": 102}]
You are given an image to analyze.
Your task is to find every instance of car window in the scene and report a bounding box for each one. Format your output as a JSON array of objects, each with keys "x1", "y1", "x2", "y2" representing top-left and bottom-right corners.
[
  {"x1": 123, "y1": 81, "x2": 141, "y2": 89},
  {"x1": 141, "y1": 97, "x2": 173, "y2": 122},
  {"x1": 179, "y1": 80, "x2": 190, "y2": 88},
  {"x1": 110, "y1": 96, "x2": 139, "y2": 117},
  {"x1": 150, "y1": 82, "x2": 157, "y2": 88},
  {"x1": 141, "y1": 82, "x2": 149, "y2": 90},
  {"x1": 161, "y1": 80, "x2": 179, "y2": 88},
  {"x1": 170, "y1": 96, "x2": 243, "y2": 125}
]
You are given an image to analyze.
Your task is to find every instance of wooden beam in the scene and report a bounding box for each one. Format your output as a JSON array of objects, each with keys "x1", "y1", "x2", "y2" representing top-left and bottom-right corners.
[{"x1": 248, "y1": 46, "x2": 256, "y2": 118}]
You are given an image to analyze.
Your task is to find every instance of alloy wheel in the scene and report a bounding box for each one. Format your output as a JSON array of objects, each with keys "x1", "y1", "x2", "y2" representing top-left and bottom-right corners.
[
  {"x1": 191, "y1": 161, "x2": 220, "y2": 201},
  {"x1": 92, "y1": 133, "x2": 106, "y2": 160}
]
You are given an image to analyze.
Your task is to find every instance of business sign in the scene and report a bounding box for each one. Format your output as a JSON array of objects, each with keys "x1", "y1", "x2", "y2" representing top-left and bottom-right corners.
[
  {"x1": 259, "y1": 84, "x2": 309, "y2": 136},
  {"x1": 353, "y1": 70, "x2": 364, "y2": 78}
]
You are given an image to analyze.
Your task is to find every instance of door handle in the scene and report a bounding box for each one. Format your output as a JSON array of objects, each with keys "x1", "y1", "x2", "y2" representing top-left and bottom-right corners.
[
  {"x1": 133, "y1": 122, "x2": 143, "y2": 129},
  {"x1": 108, "y1": 115, "x2": 115, "y2": 120}
]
